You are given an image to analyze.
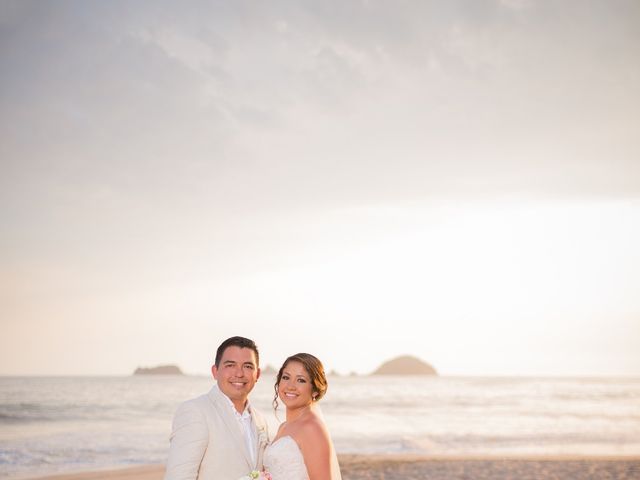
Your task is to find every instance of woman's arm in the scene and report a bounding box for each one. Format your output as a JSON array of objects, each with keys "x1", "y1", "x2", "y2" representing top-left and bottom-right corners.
[{"x1": 300, "y1": 420, "x2": 333, "y2": 480}]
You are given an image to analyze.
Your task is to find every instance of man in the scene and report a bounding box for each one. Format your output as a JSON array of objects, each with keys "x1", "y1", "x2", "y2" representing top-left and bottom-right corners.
[{"x1": 165, "y1": 336, "x2": 269, "y2": 480}]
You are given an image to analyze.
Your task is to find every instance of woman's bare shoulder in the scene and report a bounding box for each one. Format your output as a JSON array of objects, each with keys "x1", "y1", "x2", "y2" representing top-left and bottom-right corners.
[{"x1": 298, "y1": 412, "x2": 330, "y2": 445}]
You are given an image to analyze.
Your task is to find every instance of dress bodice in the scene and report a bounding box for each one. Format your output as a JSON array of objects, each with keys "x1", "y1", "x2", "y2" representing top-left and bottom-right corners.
[{"x1": 263, "y1": 436, "x2": 309, "y2": 480}]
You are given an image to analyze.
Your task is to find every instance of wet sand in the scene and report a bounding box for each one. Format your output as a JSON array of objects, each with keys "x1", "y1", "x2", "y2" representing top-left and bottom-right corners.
[{"x1": 27, "y1": 455, "x2": 640, "y2": 480}]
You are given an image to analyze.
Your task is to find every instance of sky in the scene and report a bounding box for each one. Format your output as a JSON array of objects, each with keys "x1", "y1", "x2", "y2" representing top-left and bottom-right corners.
[{"x1": 1, "y1": 0, "x2": 639, "y2": 376}]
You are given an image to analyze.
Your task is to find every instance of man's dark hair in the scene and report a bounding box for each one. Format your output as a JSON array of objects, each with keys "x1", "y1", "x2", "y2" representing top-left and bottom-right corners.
[{"x1": 214, "y1": 336, "x2": 260, "y2": 367}]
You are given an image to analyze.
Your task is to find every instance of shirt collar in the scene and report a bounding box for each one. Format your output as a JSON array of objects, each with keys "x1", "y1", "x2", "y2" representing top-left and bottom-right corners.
[{"x1": 216, "y1": 384, "x2": 252, "y2": 419}]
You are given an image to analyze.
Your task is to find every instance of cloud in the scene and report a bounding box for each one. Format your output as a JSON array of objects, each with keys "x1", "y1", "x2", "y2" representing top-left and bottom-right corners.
[
  {"x1": 1, "y1": 0, "x2": 639, "y2": 248},
  {"x1": 1, "y1": 1, "x2": 640, "y2": 375}
]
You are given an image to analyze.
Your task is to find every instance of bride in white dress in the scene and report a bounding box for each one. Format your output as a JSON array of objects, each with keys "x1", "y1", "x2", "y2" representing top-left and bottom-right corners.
[{"x1": 263, "y1": 353, "x2": 342, "y2": 480}]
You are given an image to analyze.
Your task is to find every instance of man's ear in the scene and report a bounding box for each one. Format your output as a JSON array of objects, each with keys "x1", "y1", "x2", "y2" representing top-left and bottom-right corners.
[
  {"x1": 211, "y1": 364, "x2": 218, "y2": 380},
  {"x1": 256, "y1": 367, "x2": 261, "y2": 381}
]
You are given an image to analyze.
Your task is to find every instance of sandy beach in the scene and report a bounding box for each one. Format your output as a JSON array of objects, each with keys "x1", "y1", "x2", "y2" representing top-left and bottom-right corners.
[{"x1": 27, "y1": 455, "x2": 640, "y2": 480}]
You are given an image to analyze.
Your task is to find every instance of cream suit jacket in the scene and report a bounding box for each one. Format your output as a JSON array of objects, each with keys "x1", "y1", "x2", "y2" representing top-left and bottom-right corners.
[{"x1": 164, "y1": 385, "x2": 269, "y2": 480}]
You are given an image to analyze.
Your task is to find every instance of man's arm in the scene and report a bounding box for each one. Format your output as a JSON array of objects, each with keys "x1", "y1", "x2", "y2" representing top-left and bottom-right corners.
[{"x1": 164, "y1": 401, "x2": 208, "y2": 480}]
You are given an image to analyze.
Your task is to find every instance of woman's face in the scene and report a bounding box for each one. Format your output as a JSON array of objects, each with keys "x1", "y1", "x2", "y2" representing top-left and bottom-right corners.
[{"x1": 278, "y1": 361, "x2": 314, "y2": 409}]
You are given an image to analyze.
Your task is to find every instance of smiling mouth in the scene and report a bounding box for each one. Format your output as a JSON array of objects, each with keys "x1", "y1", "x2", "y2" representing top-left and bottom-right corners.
[{"x1": 284, "y1": 392, "x2": 298, "y2": 398}]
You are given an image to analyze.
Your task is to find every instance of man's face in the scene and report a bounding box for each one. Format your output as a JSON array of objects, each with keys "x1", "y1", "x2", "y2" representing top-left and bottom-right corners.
[{"x1": 212, "y1": 346, "x2": 260, "y2": 409}]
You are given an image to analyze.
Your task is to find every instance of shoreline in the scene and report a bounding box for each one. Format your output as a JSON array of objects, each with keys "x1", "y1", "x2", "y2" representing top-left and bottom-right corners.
[{"x1": 23, "y1": 454, "x2": 640, "y2": 480}]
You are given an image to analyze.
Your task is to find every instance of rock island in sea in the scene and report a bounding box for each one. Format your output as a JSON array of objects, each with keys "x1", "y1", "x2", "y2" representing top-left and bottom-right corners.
[
  {"x1": 133, "y1": 365, "x2": 183, "y2": 375},
  {"x1": 372, "y1": 355, "x2": 438, "y2": 375}
]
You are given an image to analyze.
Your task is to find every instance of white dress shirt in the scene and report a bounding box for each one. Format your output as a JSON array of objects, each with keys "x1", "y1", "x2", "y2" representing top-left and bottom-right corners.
[{"x1": 220, "y1": 387, "x2": 257, "y2": 465}]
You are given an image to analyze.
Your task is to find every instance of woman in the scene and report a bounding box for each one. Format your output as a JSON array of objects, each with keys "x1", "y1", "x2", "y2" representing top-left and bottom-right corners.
[{"x1": 263, "y1": 353, "x2": 342, "y2": 480}]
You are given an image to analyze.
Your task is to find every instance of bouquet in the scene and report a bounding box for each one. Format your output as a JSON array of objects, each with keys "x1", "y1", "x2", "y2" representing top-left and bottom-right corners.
[{"x1": 239, "y1": 470, "x2": 272, "y2": 480}]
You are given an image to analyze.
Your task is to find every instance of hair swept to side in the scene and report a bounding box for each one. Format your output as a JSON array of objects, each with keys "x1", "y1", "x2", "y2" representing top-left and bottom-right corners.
[
  {"x1": 273, "y1": 352, "x2": 328, "y2": 411},
  {"x1": 214, "y1": 336, "x2": 260, "y2": 367}
]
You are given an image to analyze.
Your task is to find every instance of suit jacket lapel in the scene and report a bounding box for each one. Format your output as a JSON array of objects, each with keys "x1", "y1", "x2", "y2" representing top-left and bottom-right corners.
[
  {"x1": 251, "y1": 409, "x2": 269, "y2": 470},
  {"x1": 208, "y1": 386, "x2": 254, "y2": 469}
]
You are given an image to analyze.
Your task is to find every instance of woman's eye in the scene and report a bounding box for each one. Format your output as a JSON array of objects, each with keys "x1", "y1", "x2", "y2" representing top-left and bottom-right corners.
[
  {"x1": 297, "y1": 378, "x2": 306, "y2": 383},
  {"x1": 282, "y1": 375, "x2": 289, "y2": 380}
]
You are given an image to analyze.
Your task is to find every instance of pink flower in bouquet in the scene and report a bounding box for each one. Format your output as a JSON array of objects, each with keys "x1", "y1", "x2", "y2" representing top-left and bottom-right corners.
[{"x1": 240, "y1": 470, "x2": 272, "y2": 480}]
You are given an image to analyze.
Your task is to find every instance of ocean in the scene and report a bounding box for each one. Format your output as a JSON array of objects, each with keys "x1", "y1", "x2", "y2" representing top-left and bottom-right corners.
[{"x1": 1, "y1": 375, "x2": 639, "y2": 479}]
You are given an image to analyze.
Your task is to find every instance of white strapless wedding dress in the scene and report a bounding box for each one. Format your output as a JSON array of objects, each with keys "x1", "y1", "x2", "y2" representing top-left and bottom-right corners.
[
  {"x1": 263, "y1": 436, "x2": 309, "y2": 480},
  {"x1": 263, "y1": 435, "x2": 342, "y2": 480}
]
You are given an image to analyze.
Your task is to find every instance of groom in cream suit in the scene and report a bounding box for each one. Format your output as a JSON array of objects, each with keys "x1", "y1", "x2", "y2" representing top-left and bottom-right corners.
[{"x1": 165, "y1": 336, "x2": 269, "y2": 480}]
